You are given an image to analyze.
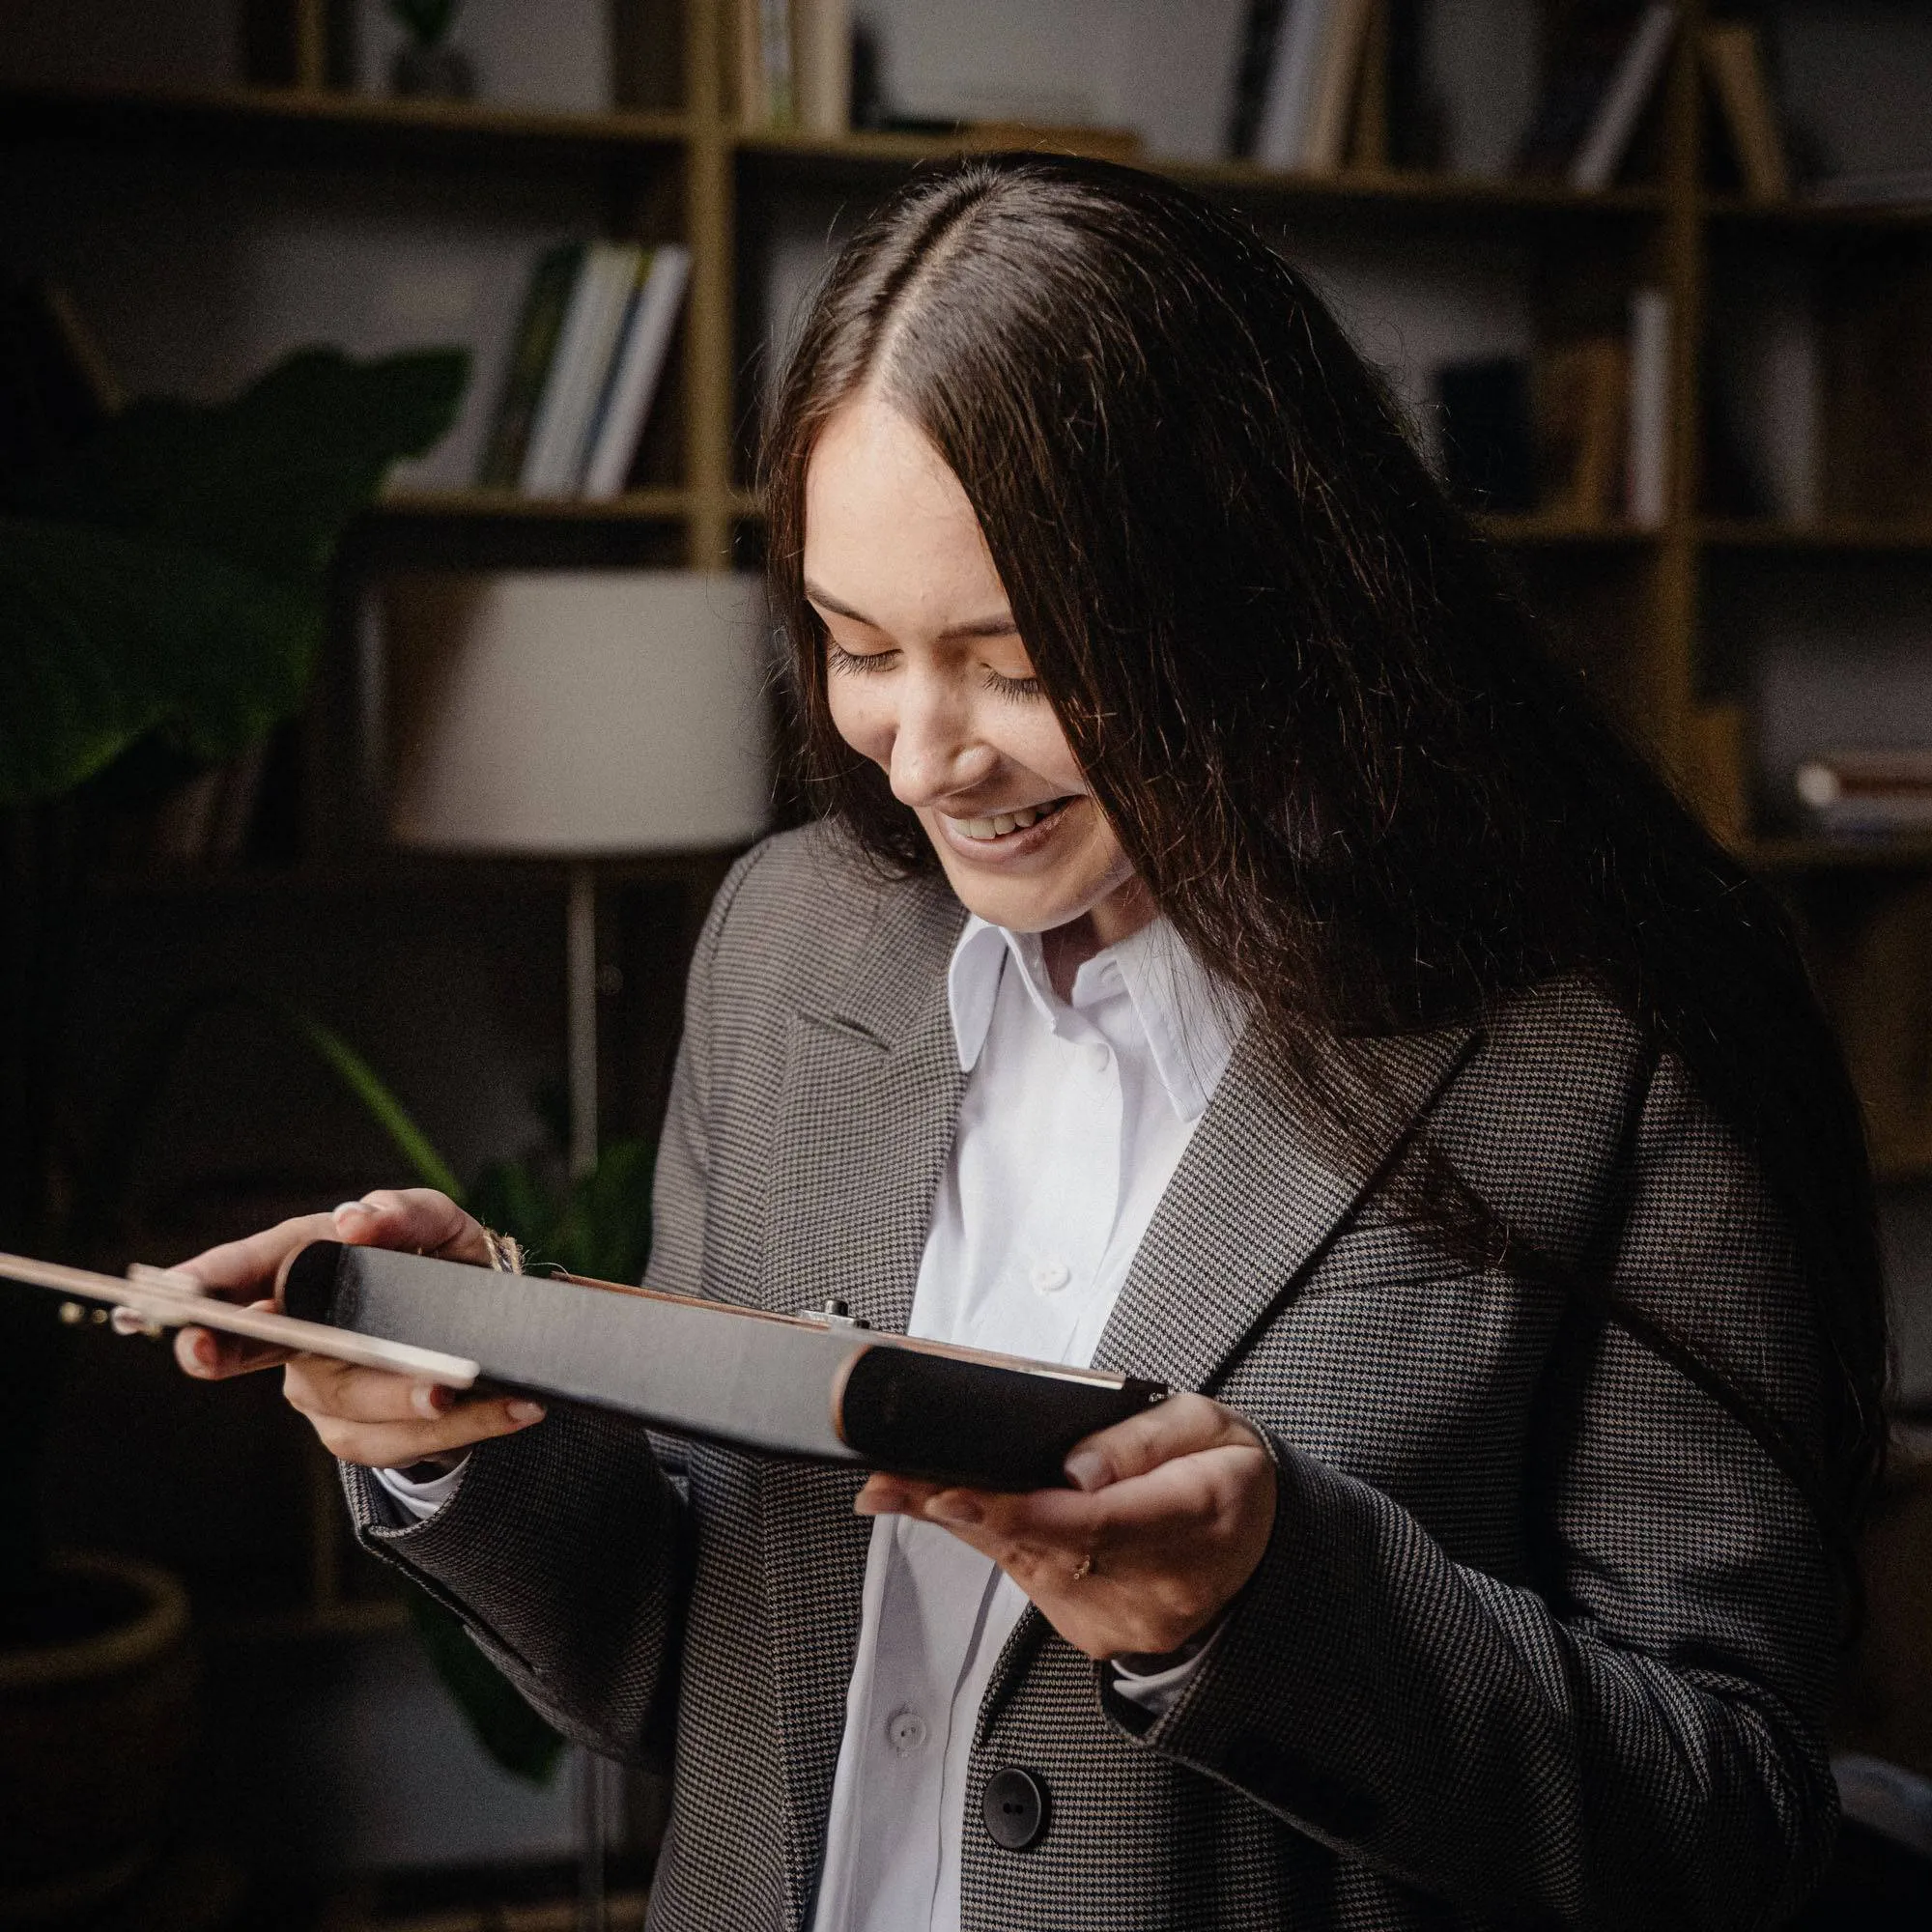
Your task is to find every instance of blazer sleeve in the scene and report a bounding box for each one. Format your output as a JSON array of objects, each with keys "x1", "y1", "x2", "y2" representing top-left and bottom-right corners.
[
  {"x1": 335, "y1": 843, "x2": 770, "y2": 1765},
  {"x1": 1109, "y1": 1051, "x2": 1842, "y2": 1930}
]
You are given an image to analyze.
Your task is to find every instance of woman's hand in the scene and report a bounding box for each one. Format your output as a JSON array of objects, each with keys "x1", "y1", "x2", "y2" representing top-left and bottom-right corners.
[
  {"x1": 170, "y1": 1188, "x2": 546, "y2": 1469},
  {"x1": 855, "y1": 1393, "x2": 1276, "y2": 1662}
]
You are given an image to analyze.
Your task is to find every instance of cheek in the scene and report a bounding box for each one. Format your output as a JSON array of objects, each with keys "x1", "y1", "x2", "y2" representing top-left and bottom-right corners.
[
  {"x1": 825, "y1": 675, "x2": 893, "y2": 766},
  {"x1": 1011, "y1": 709, "x2": 1088, "y2": 796}
]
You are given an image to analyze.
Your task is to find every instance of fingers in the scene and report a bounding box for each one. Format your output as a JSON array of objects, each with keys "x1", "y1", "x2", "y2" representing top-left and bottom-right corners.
[
  {"x1": 1062, "y1": 1392, "x2": 1259, "y2": 1492},
  {"x1": 175, "y1": 1299, "x2": 294, "y2": 1381},
  {"x1": 280, "y1": 1356, "x2": 546, "y2": 1468},
  {"x1": 168, "y1": 1188, "x2": 488, "y2": 1384},
  {"x1": 176, "y1": 1211, "x2": 341, "y2": 1300},
  {"x1": 325, "y1": 1190, "x2": 489, "y2": 1269},
  {"x1": 854, "y1": 1403, "x2": 1280, "y2": 1659}
]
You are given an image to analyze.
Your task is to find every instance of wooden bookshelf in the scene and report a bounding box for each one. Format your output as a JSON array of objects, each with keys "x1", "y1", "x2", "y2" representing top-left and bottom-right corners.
[
  {"x1": 11, "y1": 0, "x2": 1932, "y2": 1626},
  {"x1": 0, "y1": 80, "x2": 690, "y2": 162},
  {"x1": 1699, "y1": 518, "x2": 1932, "y2": 554}
]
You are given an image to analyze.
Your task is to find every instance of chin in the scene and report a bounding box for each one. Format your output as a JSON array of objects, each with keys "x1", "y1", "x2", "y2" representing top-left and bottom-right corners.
[{"x1": 933, "y1": 859, "x2": 1095, "y2": 935}]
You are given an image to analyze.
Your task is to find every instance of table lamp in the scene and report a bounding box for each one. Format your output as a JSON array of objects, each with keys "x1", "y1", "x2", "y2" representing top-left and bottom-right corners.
[{"x1": 384, "y1": 569, "x2": 771, "y2": 1176}]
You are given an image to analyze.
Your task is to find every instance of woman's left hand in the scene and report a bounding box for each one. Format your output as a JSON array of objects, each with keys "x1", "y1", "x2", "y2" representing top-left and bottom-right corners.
[{"x1": 855, "y1": 1393, "x2": 1277, "y2": 1662}]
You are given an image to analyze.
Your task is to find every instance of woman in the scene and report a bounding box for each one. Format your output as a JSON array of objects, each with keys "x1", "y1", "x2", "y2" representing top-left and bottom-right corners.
[{"x1": 178, "y1": 156, "x2": 1886, "y2": 1930}]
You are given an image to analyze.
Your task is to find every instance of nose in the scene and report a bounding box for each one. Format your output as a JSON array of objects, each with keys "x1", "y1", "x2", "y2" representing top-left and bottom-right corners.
[{"x1": 887, "y1": 667, "x2": 998, "y2": 810}]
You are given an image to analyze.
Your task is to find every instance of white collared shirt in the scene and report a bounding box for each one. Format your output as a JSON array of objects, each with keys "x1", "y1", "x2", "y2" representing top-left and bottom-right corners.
[
  {"x1": 382, "y1": 912, "x2": 1241, "y2": 1932},
  {"x1": 810, "y1": 915, "x2": 1240, "y2": 1932}
]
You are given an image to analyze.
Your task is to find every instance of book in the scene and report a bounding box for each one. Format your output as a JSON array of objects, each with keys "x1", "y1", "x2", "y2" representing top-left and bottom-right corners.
[
  {"x1": 1436, "y1": 356, "x2": 1537, "y2": 513},
  {"x1": 521, "y1": 241, "x2": 644, "y2": 497},
  {"x1": 1796, "y1": 752, "x2": 1932, "y2": 835},
  {"x1": 1519, "y1": 2, "x2": 1656, "y2": 182},
  {"x1": 475, "y1": 242, "x2": 583, "y2": 491},
  {"x1": 1304, "y1": 0, "x2": 1376, "y2": 176},
  {"x1": 582, "y1": 245, "x2": 693, "y2": 500},
  {"x1": 1821, "y1": 258, "x2": 1932, "y2": 522},
  {"x1": 1534, "y1": 334, "x2": 1629, "y2": 521},
  {"x1": 1625, "y1": 287, "x2": 1671, "y2": 526},
  {"x1": 0, "y1": 1244, "x2": 1171, "y2": 1494},
  {"x1": 793, "y1": 0, "x2": 853, "y2": 137},
  {"x1": 1256, "y1": 0, "x2": 1334, "y2": 172},
  {"x1": 1570, "y1": 3, "x2": 1677, "y2": 190},
  {"x1": 1226, "y1": 0, "x2": 1289, "y2": 158},
  {"x1": 1701, "y1": 22, "x2": 1787, "y2": 202},
  {"x1": 734, "y1": 0, "x2": 768, "y2": 126},
  {"x1": 759, "y1": 0, "x2": 795, "y2": 128}
]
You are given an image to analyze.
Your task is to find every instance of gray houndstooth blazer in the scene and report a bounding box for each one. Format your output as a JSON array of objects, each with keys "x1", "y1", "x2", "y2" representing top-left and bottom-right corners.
[{"x1": 344, "y1": 821, "x2": 1840, "y2": 1930}]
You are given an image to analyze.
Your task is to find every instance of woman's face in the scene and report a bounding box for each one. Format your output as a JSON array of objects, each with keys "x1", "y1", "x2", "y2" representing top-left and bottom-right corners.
[{"x1": 804, "y1": 394, "x2": 1145, "y2": 940}]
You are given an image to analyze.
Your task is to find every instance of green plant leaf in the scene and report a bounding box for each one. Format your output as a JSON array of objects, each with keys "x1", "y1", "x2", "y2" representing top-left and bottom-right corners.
[
  {"x1": 0, "y1": 517, "x2": 320, "y2": 803},
  {"x1": 14, "y1": 347, "x2": 469, "y2": 585},
  {"x1": 290, "y1": 1011, "x2": 466, "y2": 1201}
]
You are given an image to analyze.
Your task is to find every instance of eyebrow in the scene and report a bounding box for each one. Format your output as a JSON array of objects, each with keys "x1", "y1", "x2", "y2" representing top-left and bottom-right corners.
[{"x1": 804, "y1": 581, "x2": 1018, "y2": 641}]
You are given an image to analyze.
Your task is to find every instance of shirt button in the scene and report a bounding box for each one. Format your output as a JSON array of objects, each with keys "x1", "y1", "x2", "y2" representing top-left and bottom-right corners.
[
  {"x1": 1087, "y1": 1042, "x2": 1111, "y2": 1073},
  {"x1": 886, "y1": 1708, "x2": 928, "y2": 1754},
  {"x1": 1031, "y1": 1261, "x2": 1071, "y2": 1294}
]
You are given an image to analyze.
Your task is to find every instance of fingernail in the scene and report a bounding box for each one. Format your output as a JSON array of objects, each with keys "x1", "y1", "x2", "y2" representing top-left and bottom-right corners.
[
  {"x1": 1064, "y1": 1449, "x2": 1108, "y2": 1492},
  {"x1": 334, "y1": 1200, "x2": 378, "y2": 1219},
  {"x1": 506, "y1": 1400, "x2": 546, "y2": 1425},
  {"x1": 412, "y1": 1383, "x2": 452, "y2": 1419},
  {"x1": 926, "y1": 1492, "x2": 983, "y2": 1525}
]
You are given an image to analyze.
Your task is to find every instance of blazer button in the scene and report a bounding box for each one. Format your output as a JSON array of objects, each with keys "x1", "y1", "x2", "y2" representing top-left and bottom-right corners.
[{"x1": 981, "y1": 1767, "x2": 1048, "y2": 1850}]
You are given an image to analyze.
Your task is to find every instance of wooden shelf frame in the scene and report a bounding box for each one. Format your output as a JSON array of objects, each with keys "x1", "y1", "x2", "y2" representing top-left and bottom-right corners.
[{"x1": 8, "y1": 0, "x2": 1929, "y2": 847}]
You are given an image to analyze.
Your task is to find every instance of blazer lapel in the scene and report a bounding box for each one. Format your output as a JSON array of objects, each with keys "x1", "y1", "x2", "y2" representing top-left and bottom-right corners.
[
  {"x1": 756, "y1": 867, "x2": 968, "y2": 1925},
  {"x1": 979, "y1": 1017, "x2": 1481, "y2": 1745},
  {"x1": 1092, "y1": 1020, "x2": 1482, "y2": 1393}
]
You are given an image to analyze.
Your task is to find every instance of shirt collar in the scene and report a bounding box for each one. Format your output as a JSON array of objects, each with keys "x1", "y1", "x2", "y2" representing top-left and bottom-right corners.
[{"x1": 946, "y1": 913, "x2": 1243, "y2": 1122}]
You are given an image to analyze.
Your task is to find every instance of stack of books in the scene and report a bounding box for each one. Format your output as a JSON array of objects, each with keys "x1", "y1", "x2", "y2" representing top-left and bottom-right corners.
[
  {"x1": 1796, "y1": 753, "x2": 1932, "y2": 838},
  {"x1": 475, "y1": 242, "x2": 692, "y2": 500},
  {"x1": 1226, "y1": 0, "x2": 1380, "y2": 175},
  {"x1": 735, "y1": 0, "x2": 851, "y2": 135},
  {"x1": 1433, "y1": 287, "x2": 1671, "y2": 526}
]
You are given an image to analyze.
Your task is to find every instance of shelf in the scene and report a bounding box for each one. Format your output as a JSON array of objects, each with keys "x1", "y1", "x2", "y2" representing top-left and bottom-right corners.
[
  {"x1": 0, "y1": 83, "x2": 689, "y2": 167},
  {"x1": 376, "y1": 487, "x2": 696, "y2": 523},
  {"x1": 1700, "y1": 519, "x2": 1932, "y2": 554},
  {"x1": 1172, "y1": 159, "x2": 1665, "y2": 218},
  {"x1": 1703, "y1": 191, "x2": 1932, "y2": 233},
  {"x1": 1475, "y1": 514, "x2": 1662, "y2": 547},
  {"x1": 0, "y1": 83, "x2": 1673, "y2": 220},
  {"x1": 1745, "y1": 837, "x2": 1932, "y2": 873},
  {"x1": 84, "y1": 851, "x2": 748, "y2": 900},
  {"x1": 735, "y1": 128, "x2": 1665, "y2": 218}
]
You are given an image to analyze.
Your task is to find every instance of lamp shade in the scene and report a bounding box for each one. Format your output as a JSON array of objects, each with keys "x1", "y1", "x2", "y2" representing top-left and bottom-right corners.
[{"x1": 384, "y1": 571, "x2": 771, "y2": 854}]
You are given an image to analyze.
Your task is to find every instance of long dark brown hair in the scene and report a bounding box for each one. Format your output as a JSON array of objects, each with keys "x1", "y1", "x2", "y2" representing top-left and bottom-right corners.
[{"x1": 759, "y1": 153, "x2": 1887, "y2": 1577}]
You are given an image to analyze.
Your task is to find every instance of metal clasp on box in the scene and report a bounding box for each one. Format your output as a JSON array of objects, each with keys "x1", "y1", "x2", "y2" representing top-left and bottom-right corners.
[{"x1": 801, "y1": 1296, "x2": 871, "y2": 1330}]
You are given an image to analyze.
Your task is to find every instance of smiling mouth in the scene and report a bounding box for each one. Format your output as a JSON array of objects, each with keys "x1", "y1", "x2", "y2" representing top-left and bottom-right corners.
[{"x1": 944, "y1": 796, "x2": 1076, "y2": 843}]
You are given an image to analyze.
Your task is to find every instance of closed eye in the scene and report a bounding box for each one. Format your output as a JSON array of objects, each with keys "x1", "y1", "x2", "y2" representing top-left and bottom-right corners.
[
  {"x1": 981, "y1": 668, "x2": 1043, "y2": 700},
  {"x1": 828, "y1": 641, "x2": 897, "y2": 676}
]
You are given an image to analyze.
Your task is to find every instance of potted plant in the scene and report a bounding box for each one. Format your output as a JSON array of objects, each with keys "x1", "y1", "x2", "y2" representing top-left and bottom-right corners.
[{"x1": 0, "y1": 339, "x2": 466, "y2": 1916}]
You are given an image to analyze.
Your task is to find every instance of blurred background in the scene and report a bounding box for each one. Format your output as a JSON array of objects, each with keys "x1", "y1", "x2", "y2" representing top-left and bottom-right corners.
[{"x1": 2, "y1": 2, "x2": 1930, "y2": 1926}]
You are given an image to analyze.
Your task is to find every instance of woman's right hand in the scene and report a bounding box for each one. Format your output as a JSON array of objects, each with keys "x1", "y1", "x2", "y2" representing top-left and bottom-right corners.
[{"x1": 172, "y1": 1187, "x2": 547, "y2": 1469}]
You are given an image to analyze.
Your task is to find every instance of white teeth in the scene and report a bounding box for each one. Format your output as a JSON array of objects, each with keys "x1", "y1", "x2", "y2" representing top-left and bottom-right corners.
[{"x1": 952, "y1": 801, "x2": 1057, "y2": 842}]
